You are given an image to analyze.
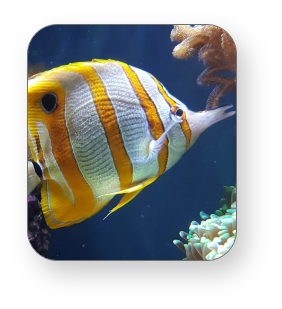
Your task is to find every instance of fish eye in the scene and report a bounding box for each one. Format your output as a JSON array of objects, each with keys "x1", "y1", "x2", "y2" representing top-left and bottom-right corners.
[
  {"x1": 176, "y1": 108, "x2": 183, "y2": 117},
  {"x1": 40, "y1": 93, "x2": 58, "y2": 113},
  {"x1": 170, "y1": 106, "x2": 185, "y2": 123}
]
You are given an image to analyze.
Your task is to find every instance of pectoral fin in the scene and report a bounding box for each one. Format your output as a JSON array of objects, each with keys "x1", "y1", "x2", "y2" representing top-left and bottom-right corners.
[{"x1": 145, "y1": 119, "x2": 177, "y2": 163}]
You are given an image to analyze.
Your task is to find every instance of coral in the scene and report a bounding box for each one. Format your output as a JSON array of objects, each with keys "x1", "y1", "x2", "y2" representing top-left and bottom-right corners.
[
  {"x1": 28, "y1": 195, "x2": 51, "y2": 257},
  {"x1": 173, "y1": 186, "x2": 236, "y2": 260},
  {"x1": 171, "y1": 25, "x2": 236, "y2": 110}
]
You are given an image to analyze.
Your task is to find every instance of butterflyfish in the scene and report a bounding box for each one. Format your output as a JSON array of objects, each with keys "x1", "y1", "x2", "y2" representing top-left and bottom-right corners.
[{"x1": 28, "y1": 59, "x2": 235, "y2": 229}]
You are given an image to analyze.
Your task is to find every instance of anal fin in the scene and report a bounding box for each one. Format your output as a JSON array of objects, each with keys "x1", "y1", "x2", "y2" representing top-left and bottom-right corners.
[
  {"x1": 102, "y1": 175, "x2": 159, "y2": 219},
  {"x1": 98, "y1": 176, "x2": 158, "y2": 197},
  {"x1": 103, "y1": 189, "x2": 143, "y2": 220}
]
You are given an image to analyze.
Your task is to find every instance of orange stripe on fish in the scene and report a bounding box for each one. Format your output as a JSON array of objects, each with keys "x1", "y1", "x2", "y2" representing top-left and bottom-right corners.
[
  {"x1": 65, "y1": 64, "x2": 133, "y2": 190},
  {"x1": 28, "y1": 75, "x2": 96, "y2": 228},
  {"x1": 150, "y1": 75, "x2": 192, "y2": 150},
  {"x1": 118, "y1": 62, "x2": 168, "y2": 175}
]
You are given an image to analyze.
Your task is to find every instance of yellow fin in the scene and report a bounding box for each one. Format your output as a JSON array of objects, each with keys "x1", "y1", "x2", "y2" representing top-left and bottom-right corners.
[
  {"x1": 99, "y1": 176, "x2": 159, "y2": 197},
  {"x1": 103, "y1": 189, "x2": 143, "y2": 220},
  {"x1": 41, "y1": 179, "x2": 97, "y2": 229},
  {"x1": 92, "y1": 59, "x2": 119, "y2": 64},
  {"x1": 102, "y1": 176, "x2": 159, "y2": 220}
]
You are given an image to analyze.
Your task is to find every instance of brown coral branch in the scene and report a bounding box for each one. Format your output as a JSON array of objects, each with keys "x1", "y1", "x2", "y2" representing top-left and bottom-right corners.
[
  {"x1": 206, "y1": 81, "x2": 236, "y2": 110},
  {"x1": 171, "y1": 25, "x2": 236, "y2": 110},
  {"x1": 197, "y1": 66, "x2": 234, "y2": 86},
  {"x1": 172, "y1": 35, "x2": 208, "y2": 59}
]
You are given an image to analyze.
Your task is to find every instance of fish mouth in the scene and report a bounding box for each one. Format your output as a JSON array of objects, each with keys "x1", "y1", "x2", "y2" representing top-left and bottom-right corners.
[
  {"x1": 186, "y1": 104, "x2": 235, "y2": 147},
  {"x1": 212, "y1": 104, "x2": 236, "y2": 117}
]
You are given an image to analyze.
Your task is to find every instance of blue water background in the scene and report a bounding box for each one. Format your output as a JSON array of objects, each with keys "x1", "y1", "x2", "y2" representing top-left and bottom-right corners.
[{"x1": 28, "y1": 25, "x2": 236, "y2": 260}]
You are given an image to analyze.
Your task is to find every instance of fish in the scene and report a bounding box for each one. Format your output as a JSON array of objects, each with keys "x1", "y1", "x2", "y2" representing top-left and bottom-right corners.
[{"x1": 28, "y1": 59, "x2": 235, "y2": 229}]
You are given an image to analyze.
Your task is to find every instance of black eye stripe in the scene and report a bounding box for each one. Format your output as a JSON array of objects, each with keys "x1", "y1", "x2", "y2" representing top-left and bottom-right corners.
[{"x1": 40, "y1": 93, "x2": 57, "y2": 113}]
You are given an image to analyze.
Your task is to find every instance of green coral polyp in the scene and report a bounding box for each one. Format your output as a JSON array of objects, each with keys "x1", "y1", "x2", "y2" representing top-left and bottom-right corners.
[
  {"x1": 215, "y1": 210, "x2": 223, "y2": 216},
  {"x1": 173, "y1": 186, "x2": 236, "y2": 260}
]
